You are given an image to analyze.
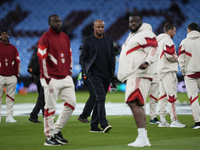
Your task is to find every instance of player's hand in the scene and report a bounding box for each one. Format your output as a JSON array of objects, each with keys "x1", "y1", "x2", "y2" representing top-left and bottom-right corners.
[
  {"x1": 110, "y1": 81, "x2": 117, "y2": 92},
  {"x1": 123, "y1": 80, "x2": 127, "y2": 84},
  {"x1": 173, "y1": 53, "x2": 178, "y2": 60},
  {"x1": 138, "y1": 62, "x2": 149, "y2": 70},
  {"x1": 30, "y1": 75, "x2": 34, "y2": 83}
]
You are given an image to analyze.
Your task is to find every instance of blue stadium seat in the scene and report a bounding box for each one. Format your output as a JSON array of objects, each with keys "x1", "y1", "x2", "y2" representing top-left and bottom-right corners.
[{"x1": 1, "y1": 0, "x2": 200, "y2": 77}]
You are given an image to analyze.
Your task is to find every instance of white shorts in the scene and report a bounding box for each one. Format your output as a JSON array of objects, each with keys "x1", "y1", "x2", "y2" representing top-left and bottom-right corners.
[{"x1": 125, "y1": 77, "x2": 151, "y2": 106}]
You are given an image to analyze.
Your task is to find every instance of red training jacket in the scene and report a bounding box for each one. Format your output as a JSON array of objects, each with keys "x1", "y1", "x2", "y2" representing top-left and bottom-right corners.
[
  {"x1": 37, "y1": 27, "x2": 72, "y2": 83},
  {"x1": 0, "y1": 41, "x2": 20, "y2": 77}
]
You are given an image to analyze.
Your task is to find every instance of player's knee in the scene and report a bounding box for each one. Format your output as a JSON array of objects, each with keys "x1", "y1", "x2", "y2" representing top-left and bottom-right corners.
[
  {"x1": 64, "y1": 101, "x2": 76, "y2": 111},
  {"x1": 127, "y1": 99, "x2": 144, "y2": 107}
]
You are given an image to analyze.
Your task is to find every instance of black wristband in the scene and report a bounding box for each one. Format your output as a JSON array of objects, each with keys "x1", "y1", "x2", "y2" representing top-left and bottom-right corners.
[{"x1": 144, "y1": 62, "x2": 149, "y2": 65}]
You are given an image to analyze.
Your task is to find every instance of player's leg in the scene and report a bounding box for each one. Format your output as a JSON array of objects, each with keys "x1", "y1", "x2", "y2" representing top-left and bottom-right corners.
[
  {"x1": 54, "y1": 75, "x2": 76, "y2": 144},
  {"x1": 126, "y1": 78, "x2": 151, "y2": 147},
  {"x1": 163, "y1": 72, "x2": 177, "y2": 121},
  {"x1": 149, "y1": 81, "x2": 159, "y2": 124},
  {"x1": 55, "y1": 76, "x2": 76, "y2": 130},
  {"x1": 0, "y1": 75, "x2": 6, "y2": 122},
  {"x1": 78, "y1": 78, "x2": 96, "y2": 122},
  {"x1": 40, "y1": 78, "x2": 61, "y2": 146},
  {"x1": 185, "y1": 76, "x2": 200, "y2": 129},
  {"x1": 164, "y1": 72, "x2": 186, "y2": 127},
  {"x1": 101, "y1": 77, "x2": 112, "y2": 133},
  {"x1": 5, "y1": 76, "x2": 17, "y2": 123},
  {"x1": 29, "y1": 77, "x2": 44, "y2": 123},
  {"x1": 158, "y1": 79, "x2": 169, "y2": 127},
  {"x1": 89, "y1": 76, "x2": 111, "y2": 132},
  {"x1": 128, "y1": 101, "x2": 146, "y2": 128}
]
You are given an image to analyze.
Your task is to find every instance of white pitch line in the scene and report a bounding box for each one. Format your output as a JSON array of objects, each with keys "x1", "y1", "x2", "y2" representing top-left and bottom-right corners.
[{"x1": 0, "y1": 102, "x2": 192, "y2": 116}]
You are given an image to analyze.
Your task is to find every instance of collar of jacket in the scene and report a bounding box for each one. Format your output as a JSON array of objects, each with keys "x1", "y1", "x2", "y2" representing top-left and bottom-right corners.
[
  {"x1": 49, "y1": 27, "x2": 61, "y2": 36},
  {"x1": 0, "y1": 41, "x2": 10, "y2": 45},
  {"x1": 187, "y1": 30, "x2": 200, "y2": 39},
  {"x1": 92, "y1": 34, "x2": 105, "y2": 39}
]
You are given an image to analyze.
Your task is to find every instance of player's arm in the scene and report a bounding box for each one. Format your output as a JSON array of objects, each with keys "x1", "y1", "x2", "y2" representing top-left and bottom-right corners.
[
  {"x1": 69, "y1": 47, "x2": 73, "y2": 75},
  {"x1": 178, "y1": 42, "x2": 186, "y2": 75},
  {"x1": 138, "y1": 62, "x2": 149, "y2": 70},
  {"x1": 139, "y1": 36, "x2": 158, "y2": 70},
  {"x1": 110, "y1": 38, "x2": 116, "y2": 77},
  {"x1": 140, "y1": 37, "x2": 158, "y2": 69},
  {"x1": 80, "y1": 39, "x2": 89, "y2": 78},
  {"x1": 66, "y1": 35, "x2": 73, "y2": 75},
  {"x1": 139, "y1": 47, "x2": 158, "y2": 70},
  {"x1": 163, "y1": 39, "x2": 178, "y2": 62},
  {"x1": 14, "y1": 48, "x2": 20, "y2": 77},
  {"x1": 37, "y1": 36, "x2": 50, "y2": 83}
]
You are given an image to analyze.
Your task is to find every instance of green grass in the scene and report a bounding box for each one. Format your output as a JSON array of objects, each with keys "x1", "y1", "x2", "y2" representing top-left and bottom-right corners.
[
  {"x1": 0, "y1": 91, "x2": 194, "y2": 104},
  {"x1": 0, "y1": 91, "x2": 200, "y2": 149},
  {"x1": 0, "y1": 115, "x2": 199, "y2": 150}
]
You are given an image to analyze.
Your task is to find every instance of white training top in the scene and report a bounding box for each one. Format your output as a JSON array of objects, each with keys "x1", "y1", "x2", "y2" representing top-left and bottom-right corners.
[{"x1": 117, "y1": 23, "x2": 158, "y2": 82}]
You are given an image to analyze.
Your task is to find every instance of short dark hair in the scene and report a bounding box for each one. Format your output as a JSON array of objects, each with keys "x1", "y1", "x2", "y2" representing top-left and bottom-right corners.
[
  {"x1": 48, "y1": 14, "x2": 58, "y2": 24},
  {"x1": 188, "y1": 23, "x2": 199, "y2": 31},
  {"x1": 164, "y1": 23, "x2": 175, "y2": 32},
  {"x1": 129, "y1": 12, "x2": 142, "y2": 20},
  {"x1": 0, "y1": 29, "x2": 9, "y2": 35}
]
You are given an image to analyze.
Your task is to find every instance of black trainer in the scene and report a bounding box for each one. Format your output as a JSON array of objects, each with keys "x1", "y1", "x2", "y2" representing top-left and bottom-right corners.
[
  {"x1": 54, "y1": 131, "x2": 68, "y2": 144},
  {"x1": 44, "y1": 137, "x2": 63, "y2": 146},
  {"x1": 150, "y1": 117, "x2": 160, "y2": 124},
  {"x1": 90, "y1": 128, "x2": 103, "y2": 133},
  {"x1": 191, "y1": 122, "x2": 200, "y2": 129},
  {"x1": 78, "y1": 117, "x2": 91, "y2": 123},
  {"x1": 103, "y1": 125, "x2": 112, "y2": 133},
  {"x1": 29, "y1": 117, "x2": 42, "y2": 123}
]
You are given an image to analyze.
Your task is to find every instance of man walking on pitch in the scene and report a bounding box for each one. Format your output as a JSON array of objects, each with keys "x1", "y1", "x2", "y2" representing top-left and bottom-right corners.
[
  {"x1": 38, "y1": 14, "x2": 76, "y2": 146},
  {"x1": 118, "y1": 12, "x2": 158, "y2": 147},
  {"x1": 80, "y1": 19, "x2": 115, "y2": 133}
]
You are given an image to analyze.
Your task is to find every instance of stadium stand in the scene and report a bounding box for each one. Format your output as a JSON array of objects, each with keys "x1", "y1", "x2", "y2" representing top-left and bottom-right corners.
[{"x1": 0, "y1": 0, "x2": 200, "y2": 77}]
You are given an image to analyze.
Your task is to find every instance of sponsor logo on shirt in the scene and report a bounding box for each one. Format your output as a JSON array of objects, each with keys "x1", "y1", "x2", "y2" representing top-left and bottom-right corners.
[
  {"x1": 5, "y1": 57, "x2": 8, "y2": 66},
  {"x1": 174, "y1": 79, "x2": 177, "y2": 83},
  {"x1": 61, "y1": 53, "x2": 65, "y2": 63},
  {"x1": 49, "y1": 89, "x2": 54, "y2": 93}
]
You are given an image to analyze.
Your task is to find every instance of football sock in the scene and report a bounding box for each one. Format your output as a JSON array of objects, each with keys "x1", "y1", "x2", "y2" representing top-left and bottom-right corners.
[{"x1": 137, "y1": 128, "x2": 147, "y2": 138}]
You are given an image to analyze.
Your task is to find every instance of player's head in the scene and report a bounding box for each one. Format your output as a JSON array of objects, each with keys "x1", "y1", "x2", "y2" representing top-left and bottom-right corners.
[
  {"x1": 187, "y1": 23, "x2": 199, "y2": 33},
  {"x1": 0, "y1": 29, "x2": 9, "y2": 43},
  {"x1": 129, "y1": 12, "x2": 143, "y2": 33},
  {"x1": 48, "y1": 14, "x2": 62, "y2": 33},
  {"x1": 164, "y1": 23, "x2": 176, "y2": 39},
  {"x1": 93, "y1": 20, "x2": 105, "y2": 37}
]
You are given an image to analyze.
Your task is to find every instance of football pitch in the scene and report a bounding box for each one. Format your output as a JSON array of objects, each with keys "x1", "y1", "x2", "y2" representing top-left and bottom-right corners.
[{"x1": 0, "y1": 91, "x2": 200, "y2": 149}]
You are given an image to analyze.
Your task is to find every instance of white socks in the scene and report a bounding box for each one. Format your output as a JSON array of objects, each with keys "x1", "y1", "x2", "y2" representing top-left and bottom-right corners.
[
  {"x1": 54, "y1": 130, "x2": 59, "y2": 134},
  {"x1": 160, "y1": 115, "x2": 166, "y2": 122},
  {"x1": 137, "y1": 128, "x2": 147, "y2": 138}
]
